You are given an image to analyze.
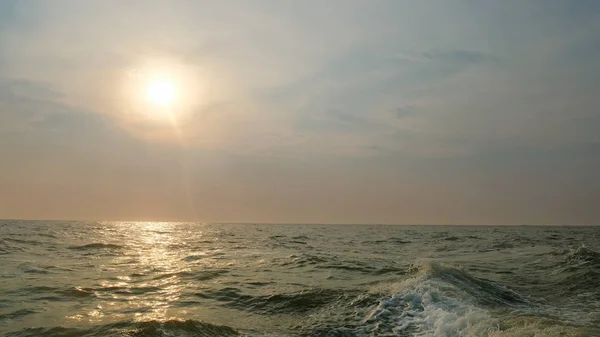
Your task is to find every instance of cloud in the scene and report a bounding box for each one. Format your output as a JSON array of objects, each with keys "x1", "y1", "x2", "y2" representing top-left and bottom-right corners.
[
  {"x1": 0, "y1": 78, "x2": 142, "y2": 162},
  {"x1": 0, "y1": 0, "x2": 20, "y2": 30},
  {"x1": 256, "y1": 46, "x2": 498, "y2": 157},
  {"x1": 0, "y1": 1, "x2": 503, "y2": 159},
  {"x1": 394, "y1": 105, "x2": 417, "y2": 119},
  {"x1": 295, "y1": 109, "x2": 377, "y2": 133},
  {"x1": 29, "y1": 109, "x2": 111, "y2": 134},
  {"x1": 2, "y1": 1, "x2": 598, "y2": 161},
  {"x1": 316, "y1": 48, "x2": 496, "y2": 84},
  {"x1": 421, "y1": 50, "x2": 496, "y2": 64},
  {"x1": 0, "y1": 78, "x2": 64, "y2": 101},
  {"x1": 0, "y1": 78, "x2": 69, "y2": 130}
]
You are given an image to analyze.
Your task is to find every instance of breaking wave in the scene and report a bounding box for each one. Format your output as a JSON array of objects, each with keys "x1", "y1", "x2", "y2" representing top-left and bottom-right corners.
[{"x1": 351, "y1": 262, "x2": 594, "y2": 337}]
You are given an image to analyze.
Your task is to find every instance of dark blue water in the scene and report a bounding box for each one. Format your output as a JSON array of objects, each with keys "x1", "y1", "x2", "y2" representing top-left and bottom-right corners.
[{"x1": 1, "y1": 221, "x2": 599, "y2": 336}]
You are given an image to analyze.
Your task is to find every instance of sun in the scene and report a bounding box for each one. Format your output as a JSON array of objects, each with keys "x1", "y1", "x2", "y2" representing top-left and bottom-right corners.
[
  {"x1": 121, "y1": 58, "x2": 208, "y2": 127},
  {"x1": 145, "y1": 78, "x2": 176, "y2": 107}
]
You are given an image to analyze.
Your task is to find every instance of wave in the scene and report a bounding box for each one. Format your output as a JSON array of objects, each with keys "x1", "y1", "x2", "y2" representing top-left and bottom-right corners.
[
  {"x1": 0, "y1": 240, "x2": 26, "y2": 255},
  {"x1": 363, "y1": 238, "x2": 412, "y2": 244},
  {"x1": 183, "y1": 254, "x2": 209, "y2": 262},
  {"x1": 58, "y1": 287, "x2": 97, "y2": 299},
  {"x1": 280, "y1": 253, "x2": 328, "y2": 267},
  {"x1": 418, "y1": 262, "x2": 534, "y2": 308},
  {"x1": 548, "y1": 246, "x2": 600, "y2": 295},
  {"x1": 278, "y1": 253, "x2": 403, "y2": 275},
  {"x1": 6, "y1": 319, "x2": 239, "y2": 337},
  {"x1": 561, "y1": 246, "x2": 600, "y2": 266},
  {"x1": 316, "y1": 262, "x2": 404, "y2": 275},
  {"x1": 195, "y1": 287, "x2": 358, "y2": 315},
  {"x1": 131, "y1": 319, "x2": 238, "y2": 336},
  {"x1": 68, "y1": 243, "x2": 126, "y2": 250},
  {"x1": 12, "y1": 286, "x2": 96, "y2": 302},
  {"x1": 4, "y1": 260, "x2": 598, "y2": 337},
  {"x1": 14, "y1": 283, "x2": 175, "y2": 302},
  {"x1": 4, "y1": 238, "x2": 45, "y2": 245},
  {"x1": 150, "y1": 269, "x2": 228, "y2": 281},
  {"x1": 16, "y1": 262, "x2": 73, "y2": 275},
  {"x1": 352, "y1": 261, "x2": 594, "y2": 337},
  {"x1": 0, "y1": 308, "x2": 37, "y2": 321},
  {"x1": 30, "y1": 233, "x2": 58, "y2": 239}
]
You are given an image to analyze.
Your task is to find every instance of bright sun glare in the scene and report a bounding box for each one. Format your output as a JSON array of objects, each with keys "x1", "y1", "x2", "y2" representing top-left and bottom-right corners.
[
  {"x1": 123, "y1": 59, "x2": 206, "y2": 126},
  {"x1": 146, "y1": 79, "x2": 176, "y2": 107}
]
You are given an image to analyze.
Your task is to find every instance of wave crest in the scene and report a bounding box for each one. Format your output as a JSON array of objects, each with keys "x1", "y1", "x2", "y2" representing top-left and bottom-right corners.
[
  {"x1": 355, "y1": 260, "x2": 596, "y2": 337},
  {"x1": 551, "y1": 246, "x2": 600, "y2": 294},
  {"x1": 68, "y1": 243, "x2": 125, "y2": 250},
  {"x1": 196, "y1": 287, "x2": 355, "y2": 315},
  {"x1": 7, "y1": 319, "x2": 239, "y2": 337}
]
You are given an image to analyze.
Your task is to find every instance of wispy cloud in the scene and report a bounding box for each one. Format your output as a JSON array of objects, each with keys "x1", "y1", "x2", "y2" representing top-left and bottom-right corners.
[{"x1": 394, "y1": 105, "x2": 417, "y2": 119}]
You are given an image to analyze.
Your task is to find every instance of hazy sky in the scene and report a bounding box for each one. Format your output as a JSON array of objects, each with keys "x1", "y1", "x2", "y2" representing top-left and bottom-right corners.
[{"x1": 1, "y1": 1, "x2": 599, "y2": 224}]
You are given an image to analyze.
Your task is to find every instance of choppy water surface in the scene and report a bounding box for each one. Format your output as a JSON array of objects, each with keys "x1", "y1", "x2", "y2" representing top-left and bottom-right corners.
[{"x1": 1, "y1": 221, "x2": 599, "y2": 336}]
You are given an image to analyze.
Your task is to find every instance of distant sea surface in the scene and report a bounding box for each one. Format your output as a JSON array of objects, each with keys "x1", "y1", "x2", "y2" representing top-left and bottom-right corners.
[{"x1": 1, "y1": 221, "x2": 599, "y2": 336}]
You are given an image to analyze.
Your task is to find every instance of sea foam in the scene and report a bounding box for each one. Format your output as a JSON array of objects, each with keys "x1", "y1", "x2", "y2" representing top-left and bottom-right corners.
[{"x1": 364, "y1": 262, "x2": 589, "y2": 336}]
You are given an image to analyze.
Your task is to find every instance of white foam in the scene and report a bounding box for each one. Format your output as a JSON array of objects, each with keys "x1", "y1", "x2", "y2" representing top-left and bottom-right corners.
[
  {"x1": 366, "y1": 274, "x2": 498, "y2": 336},
  {"x1": 363, "y1": 262, "x2": 592, "y2": 337}
]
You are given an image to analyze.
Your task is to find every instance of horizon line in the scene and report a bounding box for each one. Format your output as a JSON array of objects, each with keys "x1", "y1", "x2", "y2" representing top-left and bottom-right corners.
[{"x1": 0, "y1": 218, "x2": 598, "y2": 226}]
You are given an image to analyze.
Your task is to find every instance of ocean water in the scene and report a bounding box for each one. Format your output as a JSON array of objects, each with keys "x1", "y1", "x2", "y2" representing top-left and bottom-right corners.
[{"x1": 1, "y1": 221, "x2": 599, "y2": 337}]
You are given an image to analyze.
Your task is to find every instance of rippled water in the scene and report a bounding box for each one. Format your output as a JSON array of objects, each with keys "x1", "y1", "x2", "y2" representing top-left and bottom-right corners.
[{"x1": 1, "y1": 221, "x2": 599, "y2": 336}]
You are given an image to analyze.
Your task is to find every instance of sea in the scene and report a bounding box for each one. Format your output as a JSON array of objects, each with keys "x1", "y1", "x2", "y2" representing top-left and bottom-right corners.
[{"x1": 1, "y1": 221, "x2": 599, "y2": 336}]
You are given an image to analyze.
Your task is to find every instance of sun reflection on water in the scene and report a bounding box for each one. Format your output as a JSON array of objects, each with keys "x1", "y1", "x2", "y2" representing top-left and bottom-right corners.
[{"x1": 75, "y1": 221, "x2": 201, "y2": 323}]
